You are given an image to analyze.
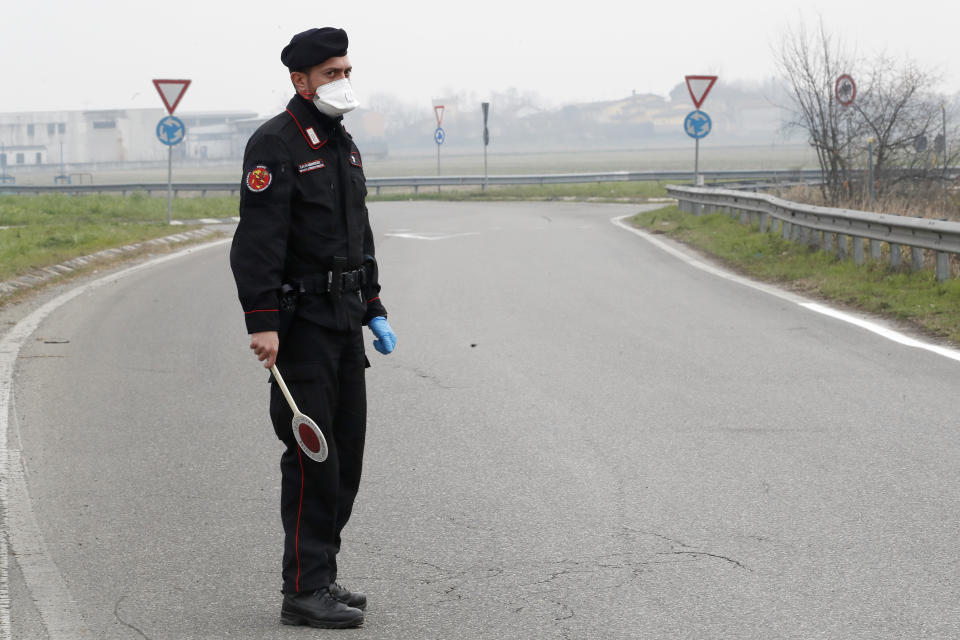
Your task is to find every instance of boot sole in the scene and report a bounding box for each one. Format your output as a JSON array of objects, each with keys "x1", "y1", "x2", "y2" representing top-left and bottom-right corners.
[{"x1": 281, "y1": 612, "x2": 364, "y2": 629}]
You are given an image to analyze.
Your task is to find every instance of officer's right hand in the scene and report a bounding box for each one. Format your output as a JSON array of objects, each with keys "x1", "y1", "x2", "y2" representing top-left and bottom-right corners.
[{"x1": 250, "y1": 331, "x2": 279, "y2": 369}]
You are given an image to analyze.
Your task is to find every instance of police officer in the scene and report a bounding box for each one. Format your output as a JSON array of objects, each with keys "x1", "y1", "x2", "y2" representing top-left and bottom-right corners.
[{"x1": 230, "y1": 27, "x2": 396, "y2": 630}]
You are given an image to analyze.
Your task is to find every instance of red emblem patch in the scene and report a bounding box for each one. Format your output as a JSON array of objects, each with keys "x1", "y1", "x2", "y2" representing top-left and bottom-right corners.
[{"x1": 246, "y1": 165, "x2": 273, "y2": 192}]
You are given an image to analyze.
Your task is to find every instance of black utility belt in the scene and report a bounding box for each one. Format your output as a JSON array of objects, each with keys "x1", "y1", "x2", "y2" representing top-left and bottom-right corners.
[{"x1": 286, "y1": 266, "x2": 367, "y2": 295}]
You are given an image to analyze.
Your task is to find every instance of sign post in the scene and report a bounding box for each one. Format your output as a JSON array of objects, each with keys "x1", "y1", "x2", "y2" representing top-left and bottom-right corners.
[
  {"x1": 481, "y1": 102, "x2": 490, "y2": 192},
  {"x1": 835, "y1": 74, "x2": 856, "y2": 190},
  {"x1": 434, "y1": 104, "x2": 445, "y2": 182},
  {"x1": 684, "y1": 75, "x2": 717, "y2": 186},
  {"x1": 153, "y1": 79, "x2": 191, "y2": 224}
]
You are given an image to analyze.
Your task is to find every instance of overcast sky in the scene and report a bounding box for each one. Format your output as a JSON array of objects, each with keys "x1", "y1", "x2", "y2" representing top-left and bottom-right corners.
[{"x1": 2, "y1": 0, "x2": 957, "y2": 117}]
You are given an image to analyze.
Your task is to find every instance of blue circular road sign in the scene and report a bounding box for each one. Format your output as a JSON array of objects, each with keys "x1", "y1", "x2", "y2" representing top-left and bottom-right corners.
[
  {"x1": 684, "y1": 110, "x2": 712, "y2": 139},
  {"x1": 156, "y1": 115, "x2": 186, "y2": 146},
  {"x1": 434, "y1": 127, "x2": 445, "y2": 145}
]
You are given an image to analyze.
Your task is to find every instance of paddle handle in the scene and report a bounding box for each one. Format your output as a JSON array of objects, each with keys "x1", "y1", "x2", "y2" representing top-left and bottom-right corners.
[{"x1": 270, "y1": 365, "x2": 300, "y2": 415}]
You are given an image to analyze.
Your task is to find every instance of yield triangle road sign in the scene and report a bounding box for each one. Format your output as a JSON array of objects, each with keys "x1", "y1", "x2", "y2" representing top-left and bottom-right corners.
[
  {"x1": 685, "y1": 75, "x2": 718, "y2": 109},
  {"x1": 153, "y1": 79, "x2": 192, "y2": 115},
  {"x1": 434, "y1": 105, "x2": 445, "y2": 126}
]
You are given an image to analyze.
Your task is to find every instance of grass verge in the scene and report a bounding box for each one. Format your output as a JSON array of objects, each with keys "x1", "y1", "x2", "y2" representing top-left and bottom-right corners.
[
  {"x1": 631, "y1": 206, "x2": 960, "y2": 346},
  {"x1": 0, "y1": 194, "x2": 224, "y2": 290},
  {"x1": 367, "y1": 180, "x2": 672, "y2": 202},
  {"x1": 0, "y1": 193, "x2": 239, "y2": 224},
  {"x1": 0, "y1": 222, "x2": 210, "y2": 282}
]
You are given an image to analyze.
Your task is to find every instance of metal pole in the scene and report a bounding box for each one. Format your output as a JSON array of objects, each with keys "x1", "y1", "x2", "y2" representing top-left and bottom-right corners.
[
  {"x1": 436, "y1": 144, "x2": 441, "y2": 194},
  {"x1": 694, "y1": 137, "x2": 700, "y2": 186},
  {"x1": 167, "y1": 146, "x2": 173, "y2": 224},
  {"x1": 483, "y1": 144, "x2": 488, "y2": 193},
  {"x1": 868, "y1": 138, "x2": 875, "y2": 209},
  {"x1": 481, "y1": 101, "x2": 490, "y2": 193}
]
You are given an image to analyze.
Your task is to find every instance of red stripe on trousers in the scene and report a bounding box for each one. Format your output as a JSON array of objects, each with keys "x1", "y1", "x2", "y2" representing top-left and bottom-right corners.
[{"x1": 295, "y1": 447, "x2": 305, "y2": 592}]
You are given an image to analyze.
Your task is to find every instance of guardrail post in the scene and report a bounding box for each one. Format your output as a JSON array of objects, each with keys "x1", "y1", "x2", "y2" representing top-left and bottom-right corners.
[
  {"x1": 823, "y1": 232, "x2": 835, "y2": 253},
  {"x1": 837, "y1": 234, "x2": 848, "y2": 260},
  {"x1": 739, "y1": 210, "x2": 748, "y2": 224},
  {"x1": 870, "y1": 239, "x2": 882, "y2": 261},
  {"x1": 759, "y1": 213, "x2": 769, "y2": 233},
  {"x1": 782, "y1": 221, "x2": 791, "y2": 239},
  {"x1": 853, "y1": 237, "x2": 865, "y2": 265},
  {"x1": 936, "y1": 252, "x2": 950, "y2": 281},
  {"x1": 376, "y1": 185, "x2": 381, "y2": 196},
  {"x1": 889, "y1": 243, "x2": 902, "y2": 268},
  {"x1": 911, "y1": 247, "x2": 924, "y2": 270}
]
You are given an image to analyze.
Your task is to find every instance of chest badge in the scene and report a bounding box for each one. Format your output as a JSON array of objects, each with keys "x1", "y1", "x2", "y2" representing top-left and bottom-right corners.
[
  {"x1": 349, "y1": 152, "x2": 362, "y2": 168},
  {"x1": 306, "y1": 127, "x2": 321, "y2": 146},
  {"x1": 246, "y1": 165, "x2": 273, "y2": 192},
  {"x1": 298, "y1": 159, "x2": 326, "y2": 174}
]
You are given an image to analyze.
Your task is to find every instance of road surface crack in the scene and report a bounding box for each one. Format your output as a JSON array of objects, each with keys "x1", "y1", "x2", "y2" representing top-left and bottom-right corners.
[
  {"x1": 114, "y1": 594, "x2": 152, "y2": 640},
  {"x1": 658, "y1": 550, "x2": 753, "y2": 571}
]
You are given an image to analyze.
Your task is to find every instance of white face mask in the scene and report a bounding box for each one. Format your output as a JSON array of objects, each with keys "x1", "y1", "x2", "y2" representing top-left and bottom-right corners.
[{"x1": 311, "y1": 78, "x2": 360, "y2": 117}]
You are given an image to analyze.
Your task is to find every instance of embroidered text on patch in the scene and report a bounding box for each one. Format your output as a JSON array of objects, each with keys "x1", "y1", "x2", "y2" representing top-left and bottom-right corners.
[
  {"x1": 306, "y1": 127, "x2": 321, "y2": 146},
  {"x1": 246, "y1": 165, "x2": 273, "y2": 192},
  {"x1": 298, "y1": 159, "x2": 326, "y2": 174}
]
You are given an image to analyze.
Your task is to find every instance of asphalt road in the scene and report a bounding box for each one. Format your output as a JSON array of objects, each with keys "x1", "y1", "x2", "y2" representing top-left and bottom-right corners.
[{"x1": 5, "y1": 201, "x2": 960, "y2": 639}]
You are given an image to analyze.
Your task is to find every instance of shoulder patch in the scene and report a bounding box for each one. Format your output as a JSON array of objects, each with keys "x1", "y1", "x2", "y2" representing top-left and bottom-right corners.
[{"x1": 246, "y1": 165, "x2": 273, "y2": 192}]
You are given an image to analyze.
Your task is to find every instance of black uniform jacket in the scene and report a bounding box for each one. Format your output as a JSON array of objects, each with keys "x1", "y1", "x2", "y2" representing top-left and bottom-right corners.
[{"x1": 230, "y1": 95, "x2": 387, "y2": 335}]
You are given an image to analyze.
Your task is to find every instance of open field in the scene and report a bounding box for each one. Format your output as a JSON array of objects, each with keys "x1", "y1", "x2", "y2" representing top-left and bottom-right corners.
[
  {"x1": 631, "y1": 206, "x2": 960, "y2": 345},
  {"x1": 8, "y1": 144, "x2": 818, "y2": 185}
]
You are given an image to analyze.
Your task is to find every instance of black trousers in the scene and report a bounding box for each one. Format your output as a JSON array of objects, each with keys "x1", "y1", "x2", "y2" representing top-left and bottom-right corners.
[{"x1": 269, "y1": 319, "x2": 367, "y2": 594}]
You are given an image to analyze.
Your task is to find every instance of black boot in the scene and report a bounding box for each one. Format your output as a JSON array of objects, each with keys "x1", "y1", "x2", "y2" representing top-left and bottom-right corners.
[
  {"x1": 328, "y1": 582, "x2": 368, "y2": 610},
  {"x1": 280, "y1": 587, "x2": 364, "y2": 629}
]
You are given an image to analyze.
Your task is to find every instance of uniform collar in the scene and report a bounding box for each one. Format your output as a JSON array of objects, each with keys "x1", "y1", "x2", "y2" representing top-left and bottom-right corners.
[{"x1": 285, "y1": 95, "x2": 343, "y2": 150}]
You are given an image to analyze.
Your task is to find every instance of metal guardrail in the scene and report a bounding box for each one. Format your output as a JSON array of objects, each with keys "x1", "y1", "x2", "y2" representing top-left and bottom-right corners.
[
  {"x1": 0, "y1": 169, "x2": 824, "y2": 196},
  {"x1": 0, "y1": 182, "x2": 241, "y2": 196},
  {"x1": 666, "y1": 184, "x2": 960, "y2": 281}
]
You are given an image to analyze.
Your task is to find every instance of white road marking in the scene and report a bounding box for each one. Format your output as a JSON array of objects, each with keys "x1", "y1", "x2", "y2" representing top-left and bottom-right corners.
[
  {"x1": 0, "y1": 237, "x2": 232, "y2": 640},
  {"x1": 384, "y1": 232, "x2": 480, "y2": 241},
  {"x1": 611, "y1": 213, "x2": 960, "y2": 365}
]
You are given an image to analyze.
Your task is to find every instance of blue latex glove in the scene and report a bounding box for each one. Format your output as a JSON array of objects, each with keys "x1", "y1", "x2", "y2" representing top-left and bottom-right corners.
[{"x1": 369, "y1": 316, "x2": 396, "y2": 355}]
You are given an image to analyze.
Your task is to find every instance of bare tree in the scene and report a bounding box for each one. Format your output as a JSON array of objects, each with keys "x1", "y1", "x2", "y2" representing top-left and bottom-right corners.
[
  {"x1": 775, "y1": 18, "x2": 857, "y2": 203},
  {"x1": 853, "y1": 58, "x2": 940, "y2": 195},
  {"x1": 777, "y1": 18, "x2": 957, "y2": 208}
]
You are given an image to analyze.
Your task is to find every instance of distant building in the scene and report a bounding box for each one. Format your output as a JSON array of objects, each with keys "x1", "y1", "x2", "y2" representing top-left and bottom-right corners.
[{"x1": 0, "y1": 107, "x2": 387, "y2": 174}]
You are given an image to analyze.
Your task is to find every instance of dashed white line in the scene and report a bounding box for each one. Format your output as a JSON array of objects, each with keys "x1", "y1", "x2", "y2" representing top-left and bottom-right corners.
[{"x1": 611, "y1": 213, "x2": 960, "y2": 364}]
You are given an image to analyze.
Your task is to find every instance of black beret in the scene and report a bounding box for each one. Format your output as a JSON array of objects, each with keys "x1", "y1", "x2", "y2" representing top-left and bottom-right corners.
[{"x1": 280, "y1": 28, "x2": 349, "y2": 71}]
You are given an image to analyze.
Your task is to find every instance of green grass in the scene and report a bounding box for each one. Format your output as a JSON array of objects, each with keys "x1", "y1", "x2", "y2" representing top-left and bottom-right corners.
[
  {"x1": 0, "y1": 193, "x2": 221, "y2": 283},
  {"x1": 0, "y1": 223, "x2": 201, "y2": 280},
  {"x1": 0, "y1": 193, "x2": 238, "y2": 225},
  {"x1": 369, "y1": 180, "x2": 671, "y2": 202},
  {"x1": 631, "y1": 206, "x2": 960, "y2": 345}
]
